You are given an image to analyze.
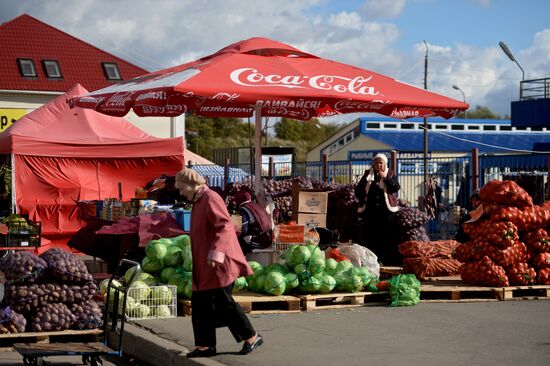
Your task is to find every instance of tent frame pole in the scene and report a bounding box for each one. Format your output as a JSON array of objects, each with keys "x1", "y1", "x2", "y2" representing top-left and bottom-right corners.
[
  {"x1": 10, "y1": 153, "x2": 16, "y2": 214},
  {"x1": 254, "y1": 103, "x2": 263, "y2": 195}
]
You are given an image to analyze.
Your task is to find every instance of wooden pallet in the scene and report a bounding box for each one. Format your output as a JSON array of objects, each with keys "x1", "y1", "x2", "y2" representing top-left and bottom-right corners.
[
  {"x1": 419, "y1": 276, "x2": 550, "y2": 302},
  {"x1": 379, "y1": 266, "x2": 403, "y2": 279},
  {"x1": 0, "y1": 329, "x2": 102, "y2": 352},
  {"x1": 179, "y1": 291, "x2": 301, "y2": 316},
  {"x1": 497, "y1": 285, "x2": 550, "y2": 300},
  {"x1": 299, "y1": 291, "x2": 390, "y2": 311},
  {"x1": 420, "y1": 283, "x2": 501, "y2": 302}
]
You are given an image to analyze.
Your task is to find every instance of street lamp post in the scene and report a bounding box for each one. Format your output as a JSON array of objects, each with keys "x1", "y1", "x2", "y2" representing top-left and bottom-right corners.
[
  {"x1": 452, "y1": 85, "x2": 467, "y2": 119},
  {"x1": 499, "y1": 41, "x2": 525, "y2": 81},
  {"x1": 423, "y1": 40, "x2": 429, "y2": 194},
  {"x1": 499, "y1": 41, "x2": 525, "y2": 99}
]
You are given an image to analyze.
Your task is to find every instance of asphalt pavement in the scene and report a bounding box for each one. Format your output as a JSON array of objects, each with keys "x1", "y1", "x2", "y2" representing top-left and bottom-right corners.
[
  {"x1": 128, "y1": 300, "x2": 550, "y2": 366},
  {"x1": 1, "y1": 300, "x2": 549, "y2": 366}
]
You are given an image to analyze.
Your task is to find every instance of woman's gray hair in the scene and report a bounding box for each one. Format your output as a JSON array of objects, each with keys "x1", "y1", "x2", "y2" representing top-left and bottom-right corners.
[{"x1": 175, "y1": 169, "x2": 206, "y2": 186}]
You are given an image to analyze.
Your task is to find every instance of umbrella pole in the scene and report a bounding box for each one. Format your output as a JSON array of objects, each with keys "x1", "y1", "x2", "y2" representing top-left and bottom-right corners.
[{"x1": 254, "y1": 103, "x2": 262, "y2": 195}]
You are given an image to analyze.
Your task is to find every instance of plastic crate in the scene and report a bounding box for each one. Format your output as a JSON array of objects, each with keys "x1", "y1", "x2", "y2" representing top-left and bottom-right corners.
[
  {"x1": 173, "y1": 209, "x2": 191, "y2": 232},
  {"x1": 0, "y1": 221, "x2": 41, "y2": 248},
  {"x1": 125, "y1": 284, "x2": 177, "y2": 321}
]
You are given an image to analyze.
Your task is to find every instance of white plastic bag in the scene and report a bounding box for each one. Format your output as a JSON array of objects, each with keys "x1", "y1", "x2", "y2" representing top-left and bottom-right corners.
[{"x1": 353, "y1": 244, "x2": 380, "y2": 278}]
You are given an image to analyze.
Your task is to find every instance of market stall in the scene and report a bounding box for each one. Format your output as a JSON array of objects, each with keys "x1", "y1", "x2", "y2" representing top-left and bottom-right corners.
[{"x1": 0, "y1": 84, "x2": 184, "y2": 252}]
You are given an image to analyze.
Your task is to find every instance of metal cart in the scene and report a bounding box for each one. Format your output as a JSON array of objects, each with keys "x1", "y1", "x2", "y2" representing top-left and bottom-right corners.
[{"x1": 13, "y1": 259, "x2": 141, "y2": 366}]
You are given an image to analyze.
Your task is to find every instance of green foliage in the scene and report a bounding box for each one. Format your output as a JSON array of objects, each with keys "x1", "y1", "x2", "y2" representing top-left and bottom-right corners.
[
  {"x1": 465, "y1": 105, "x2": 503, "y2": 119},
  {"x1": 185, "y1": 113, "x2": 339, "y2": 161},
  {"x1": 0, "y1": 164, "x2": 11, "y2": 200}
]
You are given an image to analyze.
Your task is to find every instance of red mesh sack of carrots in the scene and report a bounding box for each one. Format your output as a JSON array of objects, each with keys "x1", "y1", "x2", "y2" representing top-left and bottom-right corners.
[
  {"x1": 460, "y1": 255, "x2": 509, "y2": 287},
  {"x1": 326, "y1": 247, "x2": 350, "y2": 262},
  {"x1": 402, "y1": 257, "x2": 462, "y2": 279},
  {"x1": 463, "y1": 220, "x2": 518, "y2": 248},
  {"x1": 399, "y1": 240, "x2": 460, "y2": 258},
  {"x1": 479, "y1": 179, "x2": 533, "y2": 207},
  {"x1": 276, "y1": 224, "x2": 305, "y2": 244}
]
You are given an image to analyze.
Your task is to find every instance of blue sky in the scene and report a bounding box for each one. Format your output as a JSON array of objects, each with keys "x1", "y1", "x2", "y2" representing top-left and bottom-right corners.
[{"x1": 1, "y1": 0, "x2": 549, "y2": 120}]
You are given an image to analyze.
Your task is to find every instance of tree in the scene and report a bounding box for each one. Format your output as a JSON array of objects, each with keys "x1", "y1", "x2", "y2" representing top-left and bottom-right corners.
[
  {"x1": 274, "y1": 118, "x2": 303, "y2": 141},
  {"x1": 184, "y1": 113, "x2": 339, "y2": 161},
  {"x1": 466, "y1": 105, "x2": 503, "y2": 119}
]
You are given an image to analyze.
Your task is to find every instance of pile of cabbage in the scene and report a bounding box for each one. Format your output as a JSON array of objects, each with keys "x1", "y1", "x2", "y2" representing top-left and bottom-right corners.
[
  {"x1": 98, "y1": 234, "x2": 192, "y2": 318},
  {"x1": 244, "y1": 244, "x2": 379, "y2": 296}
]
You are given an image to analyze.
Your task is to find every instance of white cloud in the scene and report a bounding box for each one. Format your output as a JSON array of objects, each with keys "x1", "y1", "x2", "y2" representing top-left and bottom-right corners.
[
  {"x1": 2, "y1": 0, "x2": 549, "y2": 119},
  {"x1": 328, "y1": 11, "x2": 362, "y2": 30},
  {"x1": 360, "y1": 0, "x2": 407, "y2": 19}
]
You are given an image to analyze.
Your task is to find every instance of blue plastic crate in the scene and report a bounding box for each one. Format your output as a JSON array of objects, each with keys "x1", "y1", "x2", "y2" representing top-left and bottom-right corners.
[{"x1": 174, "y1": 209, "x2": 191, "y2": 232}]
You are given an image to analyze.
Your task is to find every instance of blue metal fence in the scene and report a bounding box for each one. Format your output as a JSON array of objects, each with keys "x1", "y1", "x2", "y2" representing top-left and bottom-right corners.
[{"x1": 195, "y1": 153, "x2": 548, "y2": 240}]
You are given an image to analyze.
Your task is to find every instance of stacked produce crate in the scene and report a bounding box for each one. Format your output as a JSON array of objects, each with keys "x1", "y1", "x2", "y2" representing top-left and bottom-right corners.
[{"x1": 291, "y1": 182, "x2": 330, "y2": 228}]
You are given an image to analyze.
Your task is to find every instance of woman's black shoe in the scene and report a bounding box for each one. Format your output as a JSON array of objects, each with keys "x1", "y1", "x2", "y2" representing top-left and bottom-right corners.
[
  {"x1": 186, "y1": 347, "x2": 216, "y2": 358},
  {"x1": 239, "y1": 334, "x2": 264, "y2": 355}
]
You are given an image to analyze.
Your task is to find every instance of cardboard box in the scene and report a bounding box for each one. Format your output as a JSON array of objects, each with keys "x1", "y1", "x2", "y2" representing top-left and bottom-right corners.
[
  {"x1": 296, "y1": 213, "x2": 327, "y2": 228},
  {"x1": 291, "y1": 181, "x2": 331, "y2": 214}
]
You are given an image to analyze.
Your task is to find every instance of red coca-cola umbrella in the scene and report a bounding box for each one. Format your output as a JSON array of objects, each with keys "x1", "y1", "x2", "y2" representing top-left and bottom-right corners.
[{"x1": 69, "y1": 37, "x2": 468, "y2": 190}]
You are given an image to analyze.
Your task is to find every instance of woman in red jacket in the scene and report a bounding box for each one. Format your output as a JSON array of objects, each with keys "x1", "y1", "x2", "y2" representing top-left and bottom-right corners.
[{"x1": 175, "y1": 169, "x2": 264, "y2": 358}]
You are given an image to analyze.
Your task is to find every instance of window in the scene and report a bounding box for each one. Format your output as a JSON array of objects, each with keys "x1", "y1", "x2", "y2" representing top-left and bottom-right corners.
[
  {"x1": 384, "y1": 123, "x2": 397, "y2": 129},
  {"x1": 401, "y1": 123, "x2": 415, "y2": 129},
  {"x1": 467, "y1": 125, "x2": 480, "y2": 130},
  {"x1": 366, "y1": 122, "x2": 380, "y2": 129},
  {"x1": 483, "y1": 125, "x2": 496, "y2": 131},
  {"x1": 451, "y1": 125, "x2": 465, "y2": 130},
  {"x1": 500, "y1": 126, "x2": 512, "y2": 131},
  {"x1": 42, "y1": 60, "x2": 62, "y2": 78},
  {"x1": 435, "y1": 124, "x2": 447, "y2": 130},
  {"x1": 17, "y1": 58, "x2": 37, "y2": 77},
  {"x1": 102, "y1": 62, "x2": 122, "y2": 80}
]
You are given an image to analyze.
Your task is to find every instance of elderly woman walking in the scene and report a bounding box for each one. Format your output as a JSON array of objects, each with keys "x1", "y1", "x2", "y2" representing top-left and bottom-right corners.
[
  {"x1": 175, "y1": 169, "x2": 264, "y2": 358},
  {"x1": 354, "y1": 153, "x2": 401, "y2": 265}
]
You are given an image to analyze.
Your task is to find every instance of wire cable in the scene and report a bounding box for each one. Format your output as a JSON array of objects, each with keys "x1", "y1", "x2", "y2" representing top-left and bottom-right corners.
[{"x1": 415, "y1": 124, "x2": 550, "y2": 154}]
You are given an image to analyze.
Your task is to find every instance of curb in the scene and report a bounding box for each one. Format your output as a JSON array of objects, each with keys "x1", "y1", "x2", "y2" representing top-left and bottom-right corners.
[{"x1": 120, "y1": 323, "x2": 227, "y2": 366}]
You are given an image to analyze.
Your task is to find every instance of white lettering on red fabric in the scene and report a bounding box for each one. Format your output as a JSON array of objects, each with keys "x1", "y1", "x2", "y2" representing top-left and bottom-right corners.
[
  {"x1": 258, "y1": 99, "x2": 322, "y2": 109},
  {"x1": 140, "y1": 104, "x2": 186, "y2": 114},
  {"x1": 211, "y1": 93, "x2": 240, "y2": 102},
  {"x1": 105, "y1": 92, "x2": 134, "y2": 107},
  {"x1": 199, "y1": 105, "x2": 253, "y2": 114},
  {"x1": 135, "y1": 91, "x2": 167, "y2": 102},
  {"x1": 230, "y1": 68, "x2": 380, "y2": 96},
  {"x1": 334, "y1": 99, "x2": 391, "y2": 111},
  {"x1": 390, "y1": 109, "x2": 420, "y2": 118}
]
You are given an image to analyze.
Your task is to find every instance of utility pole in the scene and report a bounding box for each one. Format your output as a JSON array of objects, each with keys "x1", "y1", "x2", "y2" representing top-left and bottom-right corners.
[{"x1": 423, "y1": 40, "x2": 429, "y2": 194}]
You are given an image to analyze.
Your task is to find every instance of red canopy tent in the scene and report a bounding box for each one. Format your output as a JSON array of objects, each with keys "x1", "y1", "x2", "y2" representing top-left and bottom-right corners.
[{"x1": 0, "y1": 84, "x2": 184, "y2": 252}]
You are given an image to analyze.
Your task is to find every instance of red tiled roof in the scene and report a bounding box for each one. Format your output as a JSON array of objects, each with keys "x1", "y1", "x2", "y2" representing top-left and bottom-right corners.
[{"x1": 0, "y1": 14, "x2": 148, "y2": 92}]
